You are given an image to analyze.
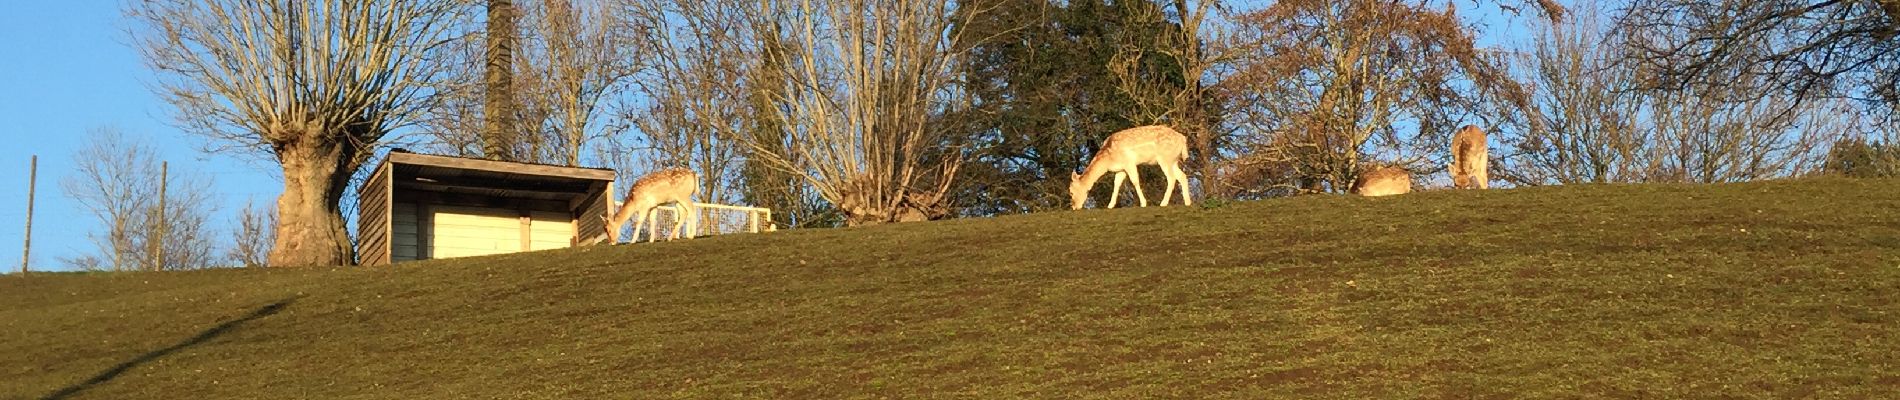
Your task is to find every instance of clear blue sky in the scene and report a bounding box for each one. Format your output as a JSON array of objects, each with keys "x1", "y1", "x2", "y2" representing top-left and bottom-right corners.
[
  {"x1": 0, "y1": 1, "x2": 1541, "y2": 273},
  {"x1": 0, "y1": 1, "x2": 282, "y2": 272}
]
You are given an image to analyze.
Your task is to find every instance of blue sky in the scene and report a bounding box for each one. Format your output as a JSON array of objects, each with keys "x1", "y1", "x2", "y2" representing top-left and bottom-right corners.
[
  {"x1": 0, "y1": 1, "x2": 281, "y2": 272},
  {"x1": 0, "y1": 1, "x2": 1542, "y2": 273}
]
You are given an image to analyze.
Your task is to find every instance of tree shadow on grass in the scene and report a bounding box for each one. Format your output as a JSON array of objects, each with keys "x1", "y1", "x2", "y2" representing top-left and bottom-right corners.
[{"x1": 41, "y1": 297, "x2": 297, "y2": 400}]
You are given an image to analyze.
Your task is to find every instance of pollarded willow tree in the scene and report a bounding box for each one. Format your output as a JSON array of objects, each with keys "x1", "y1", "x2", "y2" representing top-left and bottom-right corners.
[{"x1": 130, "y1": 0, "x2": 464, "y2": 266}]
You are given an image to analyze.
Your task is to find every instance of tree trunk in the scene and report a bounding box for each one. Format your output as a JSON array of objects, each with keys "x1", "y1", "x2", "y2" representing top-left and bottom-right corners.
[
  {"x1": 483, "y1": 0, "x2": 519, "y2": 160},
  {"x1": 268, "y1": 141, "x2": 355, "y2": 267}
]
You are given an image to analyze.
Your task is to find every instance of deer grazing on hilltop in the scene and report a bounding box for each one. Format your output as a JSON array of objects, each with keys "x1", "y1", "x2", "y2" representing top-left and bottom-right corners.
[
  {"x1": 1449, "y1": 125, "x2": 1489, "y2": 189},
  {"x1": 1070, "y1": 125, "x2": 1192, "y2": 210},
  {"x1": 605, "y1": 168, "x2": 699, "y2": 243},
  {"x1": 1352, "y1": 166, "x2": 1413, "y2": 197}
]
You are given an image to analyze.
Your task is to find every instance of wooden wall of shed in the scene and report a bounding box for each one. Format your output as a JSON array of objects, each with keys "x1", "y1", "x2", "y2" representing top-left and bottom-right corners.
[
  {"x1": 355, "y1": 163, "x2": 394, "y2": 266},
  {"x1": 575, "y1": 181, "x2": 611, "y2": 245},
  {"x1": 392, "y1": 203, "x2": 419, "y2": 262}
]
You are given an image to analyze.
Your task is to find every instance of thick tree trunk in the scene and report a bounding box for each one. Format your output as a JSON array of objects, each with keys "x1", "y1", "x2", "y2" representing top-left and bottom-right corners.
[
  {"x1": 483, "y1": 0, "x2": 519, "y2": 160},
  {"x1": 268, "y1": 142, "x2": 355, "y2": 267}
]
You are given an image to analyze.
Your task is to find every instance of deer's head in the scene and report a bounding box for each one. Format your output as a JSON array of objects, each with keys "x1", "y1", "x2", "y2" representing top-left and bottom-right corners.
[
  {"x1": 602, "y1": 214, "x2": 620, "y2": 244},
  {"x1": 1068, "y1": 171, "x2": 1089, "y2": 210}
]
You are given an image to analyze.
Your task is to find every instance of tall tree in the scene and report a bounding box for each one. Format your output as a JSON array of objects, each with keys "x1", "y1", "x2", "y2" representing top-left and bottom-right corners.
[
  {"x1": 130, "y1": 0, "x2": 462, "y2": 266},
  {"x1": 528, "y1": 0, "x2": 627, "y2": 166},
  {"x1": 738, "y1": 12, "x2": 831, "y2": 228},
  {"x1": 617, "y1": 0, "x2": 754, "y2": 207}
]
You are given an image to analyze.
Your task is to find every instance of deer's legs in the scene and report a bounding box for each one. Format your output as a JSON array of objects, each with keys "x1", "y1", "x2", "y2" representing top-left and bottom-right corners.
[
  {"x1": 645, "y1": 208, "x2": 662, "y2": 243},
  {"x1": 667, "y1": 203, "x2": 687, "y2": 241},
  {"x1": 1477, "y1": 158, "x2": 1490, "y2": 189},
  {"x1": 681, "y1": 203, "x2": 698, "y2": 239},
  {"x1": 1127, "y1": 168, "x2": 1148, "y2": 207},
  {"x1": 631, "y1": 209, "x2": 644, "y2": 243},
  {"x1": 1108, "y1": 171, "x2": 1126, "y2": 208},
  {"x1": 1160, "y1": 164, "x2": 1190, "y2": 206},
  {"x1": 627, "y1": 211, "x2": 645, "y2": 243},
  {"x1": 1173, "y1": 165, "x2": 1193, "y2": 206},
  {"x1": 1160, "y1": 166, "x2": 1176, "y2": 206}
]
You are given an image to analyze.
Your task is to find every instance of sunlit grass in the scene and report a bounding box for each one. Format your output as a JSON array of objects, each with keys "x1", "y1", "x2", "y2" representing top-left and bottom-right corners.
[{"x1": 4, "y1": 177, "x2": 1897, "y2": 399}]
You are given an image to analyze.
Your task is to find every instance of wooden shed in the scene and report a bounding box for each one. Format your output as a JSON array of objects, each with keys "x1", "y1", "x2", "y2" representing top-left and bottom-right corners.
[{"x1": 355, "y1": 151, "x2": 617, "y2": 266}]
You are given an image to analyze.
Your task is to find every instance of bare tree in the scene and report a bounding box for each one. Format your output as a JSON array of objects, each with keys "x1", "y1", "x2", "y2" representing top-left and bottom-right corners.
[
  {"x1": 615, "y1": 0, "x2": 754, "y2": 206},
  {"x1": 425, "y1": 0, "x2": 630, "y2": 166},
  {"x1": 1501, "y1": 1, "x2": 1846, "y2": 185},
  {"x1": 526, "y1": 0, "x2": 630, "y2": 165},
  {"x1": 1618, "y1": 0, "x2": 1899, "y2": 116},
  {"x1": 1220, "y1": 0, "x2": 1531, "y2": 194},
  {"x1": 60, "y1": 128, "x2": 222, "y2": 271},
  {"x1": 743, "y1": 0, "x2": 990, "y2": 225},
  {"x1": 228, "y1": 197, "x2": 277, "y2": 268},
  {"x1": 1498, "y1": 1, "x2": 1648, "y2": 184},
  {"x1": 1638, "y1": 80, "x2": 1845, "y2": 183},
  {"x1": 129, "y1": 0, "x2": 464, "y2": 266},
  {"x1": 419, "y1": 30, "x2": 490, "y2": 157}
]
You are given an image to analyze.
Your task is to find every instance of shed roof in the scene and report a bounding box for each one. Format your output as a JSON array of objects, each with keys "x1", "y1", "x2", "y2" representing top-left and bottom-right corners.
[{"x1": 379, "y1": 151, "x2": 616, "y2": 203}]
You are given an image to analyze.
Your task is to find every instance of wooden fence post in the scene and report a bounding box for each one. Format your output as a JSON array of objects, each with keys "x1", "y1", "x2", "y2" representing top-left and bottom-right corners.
[
  {"x1": 152, "y1": 161, "x2": 167, "y2": 271},
  {"x1": 21, "y1": 155, "x2": 36, "y2": 274}
]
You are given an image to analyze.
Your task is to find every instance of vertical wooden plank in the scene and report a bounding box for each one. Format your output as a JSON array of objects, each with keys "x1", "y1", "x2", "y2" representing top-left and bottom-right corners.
[
  {"x1": 519, "y1": 208, "x2": 532, "y2": 252},
  {"x1": 355, "y1": 160, "x2": 392, "y2": 266},
  {"x1": 602, "y1": 181, "x2": 615, "y2": 244},
  {"x1": 383, "y1": 163, "x2": 394, "y2": 266},
  {"x1": 418, "y1": 203, "x2": 433, "y2": 260}
]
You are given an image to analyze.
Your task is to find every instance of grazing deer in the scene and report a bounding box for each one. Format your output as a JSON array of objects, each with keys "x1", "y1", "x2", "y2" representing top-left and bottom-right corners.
[
  {"x1": 1070, "y1": 125, "x2": 1192, "y2": 210},
  {"x1": 1352, "y1": 166, "x2": 1413, "y2": 197},
  {"x1": 1449, "y1": 125, "x2": 1489, "y2": 189},
  {"x1": 604, "y1": 168, "x2": 699, "y2": 243}
]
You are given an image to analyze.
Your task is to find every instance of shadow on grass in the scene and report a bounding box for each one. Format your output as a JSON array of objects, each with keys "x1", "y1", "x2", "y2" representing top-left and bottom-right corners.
[{"x1": 41, "y1": 297, "x2": 297, "y2": 400}]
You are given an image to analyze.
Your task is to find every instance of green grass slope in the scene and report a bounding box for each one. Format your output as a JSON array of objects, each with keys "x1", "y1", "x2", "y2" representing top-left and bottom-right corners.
[{"x1": 4, "y1": 178, "x2": 1898, "y2": 399}]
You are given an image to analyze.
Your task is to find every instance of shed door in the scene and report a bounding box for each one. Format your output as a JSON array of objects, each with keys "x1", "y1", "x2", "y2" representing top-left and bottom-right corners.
[{"x1": 430, "y1": 206, "x2": 523, "y2": 259}]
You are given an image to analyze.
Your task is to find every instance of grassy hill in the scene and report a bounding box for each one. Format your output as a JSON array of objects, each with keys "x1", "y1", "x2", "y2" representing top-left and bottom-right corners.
[{"x1": 4, "y1": 178, "x2": 1898, "y2": 399}]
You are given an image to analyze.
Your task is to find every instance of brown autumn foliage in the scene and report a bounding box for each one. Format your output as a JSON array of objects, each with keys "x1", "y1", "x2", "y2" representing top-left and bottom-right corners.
[{"x1": 1216, "y1": 0, "x2": 1532, "y2": 196}]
